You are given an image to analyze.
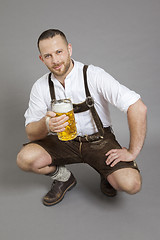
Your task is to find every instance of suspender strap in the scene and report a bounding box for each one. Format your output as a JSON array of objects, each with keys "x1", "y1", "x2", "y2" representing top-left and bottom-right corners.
[
  {"x1": 83, "y1": 65, "x2": 90, "y2": 97},
  {"x1": 83, "y1": 65, "x2": 104, "y2": 137},
  {"x1": 48, "y1": 73, "x2": 55, "y2": 101}
]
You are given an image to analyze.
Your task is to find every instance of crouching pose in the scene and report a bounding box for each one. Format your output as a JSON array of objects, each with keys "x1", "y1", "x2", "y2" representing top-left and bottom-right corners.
[{"x1": 17, "y1": 29, "x2": 147, "y2": 206}]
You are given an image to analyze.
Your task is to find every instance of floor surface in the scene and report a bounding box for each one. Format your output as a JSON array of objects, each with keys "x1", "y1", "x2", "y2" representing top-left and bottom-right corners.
[{"x1": 1, "y1": 138, "x2": 160, "y2": 240}]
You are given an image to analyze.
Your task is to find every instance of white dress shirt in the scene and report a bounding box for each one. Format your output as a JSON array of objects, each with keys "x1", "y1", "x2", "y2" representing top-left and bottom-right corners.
[{"x1": 24, "y1": 60, "x2": 140, "y2": 136}]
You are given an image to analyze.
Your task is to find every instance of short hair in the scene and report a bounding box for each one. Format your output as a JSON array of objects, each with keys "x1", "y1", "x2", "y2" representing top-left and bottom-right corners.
[{"x1": 37, "y1": 29, "x2": 68, "y2": 51}]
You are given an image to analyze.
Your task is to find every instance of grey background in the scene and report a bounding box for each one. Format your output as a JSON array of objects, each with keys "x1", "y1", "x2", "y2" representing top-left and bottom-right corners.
[{"x1": 0, "y1": 0, "x2": 159, "y2": 239}]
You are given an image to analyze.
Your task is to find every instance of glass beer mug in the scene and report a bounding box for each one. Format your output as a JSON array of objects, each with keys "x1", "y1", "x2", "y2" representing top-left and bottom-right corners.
[{"x1": 52, "y1": 99, "x2": 77, "y2": 141}]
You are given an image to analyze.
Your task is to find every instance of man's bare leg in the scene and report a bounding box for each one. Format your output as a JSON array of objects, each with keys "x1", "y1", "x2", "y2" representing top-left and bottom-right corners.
[
  {"x1": 107, "y1": 168, "x2": 142, "y2": 194},
  {"x1": 17, "y1": 143, "x2": 76, "y2": 206}
]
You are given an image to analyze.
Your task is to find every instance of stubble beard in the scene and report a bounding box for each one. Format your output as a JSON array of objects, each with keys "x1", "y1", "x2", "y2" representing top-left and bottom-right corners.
[{"x1": 50, "y1": 55, "x2": 71, "y2": 78}]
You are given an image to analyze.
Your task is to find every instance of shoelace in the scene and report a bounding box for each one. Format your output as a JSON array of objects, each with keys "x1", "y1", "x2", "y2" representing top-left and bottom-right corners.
[{"x1": 48, "y1": 180, "x2": 60, "y2": 195}]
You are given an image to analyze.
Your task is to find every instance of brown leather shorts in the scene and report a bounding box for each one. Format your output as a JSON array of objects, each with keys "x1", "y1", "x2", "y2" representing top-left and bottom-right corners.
[{"x1": 25, "y1": 128, "x2": 139, "y2": 178}]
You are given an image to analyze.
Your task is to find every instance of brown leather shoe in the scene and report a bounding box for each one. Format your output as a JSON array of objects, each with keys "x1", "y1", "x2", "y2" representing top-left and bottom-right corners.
[
  {"x1": 43, "y1": 173, "x2": 77, "y2": 206},
  {"x1": 100, "y1": 175, "x2": 117, "y2": 197}
]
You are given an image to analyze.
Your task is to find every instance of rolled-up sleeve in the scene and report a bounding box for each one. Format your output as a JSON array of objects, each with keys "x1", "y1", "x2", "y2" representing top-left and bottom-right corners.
[{"x1": 96, "y1": 68, "x2": 141, "y2": 113}]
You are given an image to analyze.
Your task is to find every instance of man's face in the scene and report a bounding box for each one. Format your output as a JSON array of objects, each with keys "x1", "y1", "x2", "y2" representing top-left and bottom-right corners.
[{"x1": 39, "y1": 35, "x2": 72, "y2": 79}]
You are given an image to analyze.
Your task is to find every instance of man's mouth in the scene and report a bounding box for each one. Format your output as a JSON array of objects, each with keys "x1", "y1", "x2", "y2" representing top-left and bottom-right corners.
[{"x1": 53, "y1": 64, "x2": 62, "y2": 70}]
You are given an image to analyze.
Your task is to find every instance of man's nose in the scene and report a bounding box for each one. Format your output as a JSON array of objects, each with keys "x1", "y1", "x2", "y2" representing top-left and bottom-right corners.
[{"x1": 51, "y1": 54, "x2": 60, "y2": 64}]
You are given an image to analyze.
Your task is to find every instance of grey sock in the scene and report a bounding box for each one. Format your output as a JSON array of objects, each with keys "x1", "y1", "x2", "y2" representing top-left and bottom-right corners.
[{"x1": 47, "y1": 166, "x2": 71, "y2": 182}]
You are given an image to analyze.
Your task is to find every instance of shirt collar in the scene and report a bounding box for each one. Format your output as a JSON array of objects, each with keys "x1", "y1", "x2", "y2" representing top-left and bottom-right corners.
[{"x1": 65, "y1": 59, "x2": 76, "y2": 80}]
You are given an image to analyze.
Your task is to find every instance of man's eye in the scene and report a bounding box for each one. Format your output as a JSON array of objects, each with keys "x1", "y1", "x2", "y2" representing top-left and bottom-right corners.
[
  {"x1": 57, "y1": 50, "x2": 62, "y2": 54},
  {"x1": 45, "y1": 55, "x2": 50, "y2": 58}
]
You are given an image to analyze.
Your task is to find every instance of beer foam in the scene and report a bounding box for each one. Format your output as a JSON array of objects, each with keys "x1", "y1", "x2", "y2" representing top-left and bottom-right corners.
[{"x1": 52, "y1": 102, "x2": 72, "y2": 113}]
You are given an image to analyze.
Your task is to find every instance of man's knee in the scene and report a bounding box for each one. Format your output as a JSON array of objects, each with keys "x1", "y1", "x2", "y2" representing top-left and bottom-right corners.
[
  {"x1": 108, "y1": 168, "x2": 142, "y2": 195},
  {"x1": 123, "y1": 175, "x2": 142, "y2": 194},
  {"x1": 16, "y1": 144, "x2": 52, "y2": 172},
  {"x1": 17, "y1": 146, "x2": 34, "y2": 172}
]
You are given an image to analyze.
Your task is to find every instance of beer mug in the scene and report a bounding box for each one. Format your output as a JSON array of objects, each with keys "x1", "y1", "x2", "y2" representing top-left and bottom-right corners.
[{"x1": 52, "y1": 99, "x2": 77, "y2": 141}]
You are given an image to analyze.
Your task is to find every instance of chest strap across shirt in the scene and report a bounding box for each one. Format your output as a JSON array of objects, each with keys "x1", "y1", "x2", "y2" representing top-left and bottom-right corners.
[{"x1": 48, "y1": 65, "x2": 104, "y2": 138}]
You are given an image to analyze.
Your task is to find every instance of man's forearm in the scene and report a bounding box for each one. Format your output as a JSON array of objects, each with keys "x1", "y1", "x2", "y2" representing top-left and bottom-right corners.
[
  {"x1": 26, "y1": 117, "x2": 48, "y2": 141},
  {"x1": 127, "y1": 99, "x2": 147, "y2": 159}
]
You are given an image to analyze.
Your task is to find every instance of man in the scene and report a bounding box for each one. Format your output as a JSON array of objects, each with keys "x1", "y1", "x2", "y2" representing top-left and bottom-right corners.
[{"x1": 17, "y1": 29, "x2": 147, "y2": 206}]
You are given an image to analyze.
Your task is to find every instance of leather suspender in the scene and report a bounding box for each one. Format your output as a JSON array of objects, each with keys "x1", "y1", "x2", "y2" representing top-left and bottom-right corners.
[
  {"x1": 81, "y1": 65, "x2": 104, "y2": 137},
  {"x1": 48, "y1": 72, "x2": 55, "y2": 101},
  {"x1": 48, "y1": 65, "x2": 104, "y2": 138}
]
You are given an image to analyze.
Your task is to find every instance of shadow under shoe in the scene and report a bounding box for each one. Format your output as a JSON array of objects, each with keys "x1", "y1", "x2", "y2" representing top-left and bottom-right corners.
[
  {"x1": 100, "y1": 175, "x2": 117, "y2": 197},
  {"x1": 43, "y1": 173, "x2": 77, "y2": 206}
]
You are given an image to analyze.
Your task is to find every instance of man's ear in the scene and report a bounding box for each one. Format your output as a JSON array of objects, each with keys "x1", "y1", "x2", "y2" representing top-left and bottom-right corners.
[
  {"x1": 39, "y1": 55, "x2": 44, "y2": 62},
  {"x1": 68, "y1": 43, "x2": 72, "y2": 57}
]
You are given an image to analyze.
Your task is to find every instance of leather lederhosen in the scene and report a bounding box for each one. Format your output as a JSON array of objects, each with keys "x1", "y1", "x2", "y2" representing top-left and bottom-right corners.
[{"x1": 48, "y1": 65, "x2": 105, "y2": 139}]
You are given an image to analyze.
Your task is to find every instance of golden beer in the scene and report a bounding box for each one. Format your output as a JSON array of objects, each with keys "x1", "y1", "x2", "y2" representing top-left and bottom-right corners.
[{"x1": 52, "y1": 99, "x2": 77, "y2": 141}]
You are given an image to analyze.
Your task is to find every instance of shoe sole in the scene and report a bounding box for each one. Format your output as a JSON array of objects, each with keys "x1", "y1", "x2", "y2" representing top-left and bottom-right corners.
[
  {"x1": 101, "y1": 188, "x2": 117, "y2": 197},
  {"x1": 43, "y1": 180, "x2": 77, "y2": 206},
  {"x1": 101, "y1": 191, "x2": 117, "y2": 197}
]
